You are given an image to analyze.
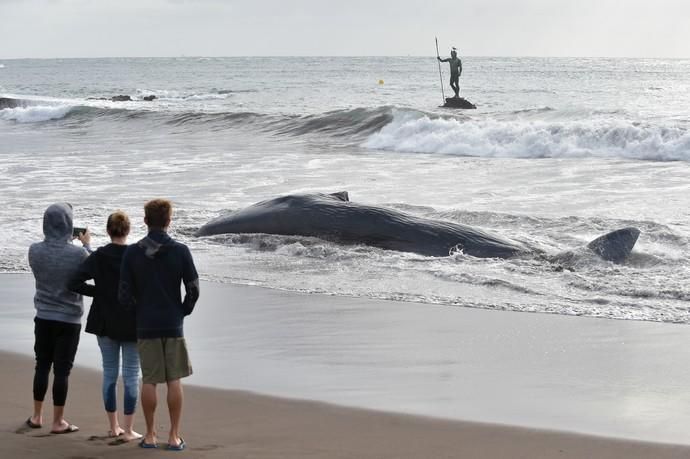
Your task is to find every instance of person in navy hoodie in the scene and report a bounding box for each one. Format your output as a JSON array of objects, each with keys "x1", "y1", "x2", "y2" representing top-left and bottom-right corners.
[
  {"x1": 69, "y1": 211, "x2": 142, "y2": 442},
  {"x1": 118, "y1": 199, "x2": 199, "y2": 451}
]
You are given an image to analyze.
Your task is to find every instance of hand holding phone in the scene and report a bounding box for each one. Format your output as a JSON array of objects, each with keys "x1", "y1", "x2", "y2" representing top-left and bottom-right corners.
[{"x1": 73, "y1": 227, "x2": 91, "y2": 247}]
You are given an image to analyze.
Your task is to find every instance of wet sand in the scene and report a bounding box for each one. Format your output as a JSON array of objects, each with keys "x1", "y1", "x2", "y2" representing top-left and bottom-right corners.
[{"x1": 2, "y1": 273, "x2": 690, "y2": 457}]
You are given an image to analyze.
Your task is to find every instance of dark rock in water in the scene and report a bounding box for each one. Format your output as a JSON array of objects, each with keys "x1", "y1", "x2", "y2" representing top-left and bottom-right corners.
[
  {"x1": 442, "y1": 97, "x2": 476, "y2": 109},
  {"x1": 89, "y1": 95, "x2": 156, "y2": 102},
  {"x1": 0, "y1": 97, "x2": 24, "y2": 109}
]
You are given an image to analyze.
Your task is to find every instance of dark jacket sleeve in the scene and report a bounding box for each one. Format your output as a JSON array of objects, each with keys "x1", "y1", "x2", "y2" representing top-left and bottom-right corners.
[
  {"x1": 68, "y1": 253, "x2": 97, "y2": 297},
  {"x1": 181, "y1": 246, "x2": 200, "y2": 316},
  {"x1": 118, "y1": 248, "x2": 137, "y2": 309}
]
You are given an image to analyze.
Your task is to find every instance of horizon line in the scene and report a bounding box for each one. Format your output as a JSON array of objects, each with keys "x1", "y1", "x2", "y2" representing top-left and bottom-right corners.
[{"x1": 2, "y1": 54, "x2": 690, "y2": 61}]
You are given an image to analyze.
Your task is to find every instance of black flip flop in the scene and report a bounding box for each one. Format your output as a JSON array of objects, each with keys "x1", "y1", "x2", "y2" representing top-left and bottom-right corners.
[
  {"x1": 139, "y1": 439, "x2": 159, "y2": 449},
  {"x1": 166, "y1": 438, "x2": 186, "y2": 451},
  {"x1": 25, "y1": 417, "x2": 42, "y2": 429}
]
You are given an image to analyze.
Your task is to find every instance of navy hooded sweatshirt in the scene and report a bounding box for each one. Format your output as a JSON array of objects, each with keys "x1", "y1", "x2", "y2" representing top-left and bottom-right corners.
[{"x1": 118, "y1": 230, "x2": 199, "y2": 339}]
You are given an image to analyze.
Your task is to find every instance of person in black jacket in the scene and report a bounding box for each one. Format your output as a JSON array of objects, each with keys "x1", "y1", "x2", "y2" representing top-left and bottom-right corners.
[
  {"x1": 118, "y1": 199, "x2": 199, "y2": 451},
  {"x1": 69, "y1": 211, "x2": 142, "y2": 442}
]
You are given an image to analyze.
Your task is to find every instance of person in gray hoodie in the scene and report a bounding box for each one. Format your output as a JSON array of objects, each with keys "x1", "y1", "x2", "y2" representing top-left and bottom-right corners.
[{"x1": 27, "y1": 203, "x2": 91, "y2": 434}]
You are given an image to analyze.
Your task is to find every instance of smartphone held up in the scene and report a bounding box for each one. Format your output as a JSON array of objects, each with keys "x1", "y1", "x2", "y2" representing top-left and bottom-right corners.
[{"x1": 72, "y1": 227, "x2": 87, "y2": 238}]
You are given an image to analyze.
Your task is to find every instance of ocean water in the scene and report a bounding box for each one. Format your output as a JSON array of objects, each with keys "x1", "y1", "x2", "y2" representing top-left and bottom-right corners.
[{"x1": 1, "y1": 57, "x2": 689, "y2": 323}]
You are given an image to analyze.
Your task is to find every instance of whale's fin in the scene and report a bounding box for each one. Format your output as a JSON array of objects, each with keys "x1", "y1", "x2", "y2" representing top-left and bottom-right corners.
[
  {"x1": 587, "y1": 227, "x2": 640, "y2": 263},
  {"x1": 329, "y1": 191, "x2": 349, "y2": 202}
]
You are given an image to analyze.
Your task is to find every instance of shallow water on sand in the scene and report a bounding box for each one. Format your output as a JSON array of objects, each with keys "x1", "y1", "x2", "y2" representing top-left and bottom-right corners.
[{"x1": 4, "y1": 275, "x2": 690, "y2": 443}]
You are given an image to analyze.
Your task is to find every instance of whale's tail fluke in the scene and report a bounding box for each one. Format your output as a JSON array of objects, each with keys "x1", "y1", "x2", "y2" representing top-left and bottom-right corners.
[{"x1": 587, "y1": 227, "x2": 640, "y2": 263}]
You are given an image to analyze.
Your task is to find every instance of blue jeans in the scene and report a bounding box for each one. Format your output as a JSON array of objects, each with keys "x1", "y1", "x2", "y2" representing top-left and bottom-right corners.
[{"x1": 97, "y1": 336, "x2": 140, "y2": 415}]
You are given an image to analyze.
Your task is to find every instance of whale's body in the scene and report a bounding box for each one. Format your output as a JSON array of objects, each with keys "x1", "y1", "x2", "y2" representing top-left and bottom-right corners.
[{"x1": 196, "y1": 192, "x2": 640, "y2": 262}]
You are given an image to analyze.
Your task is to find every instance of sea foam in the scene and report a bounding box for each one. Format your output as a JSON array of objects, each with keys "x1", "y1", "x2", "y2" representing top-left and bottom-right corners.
[
  {"x1": 0, "y1": 105, "x2": 73, "y2": 123},
  {"x1": 135, "y1": 88, "x2": 228, "y2": 101},
  {"x1": 364, "y1": 110, "x2": 690, "y2": 161}
]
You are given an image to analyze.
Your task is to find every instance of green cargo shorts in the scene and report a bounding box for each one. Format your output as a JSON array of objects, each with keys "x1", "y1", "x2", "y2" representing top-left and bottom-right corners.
[{"x1": 137, "y1": 337, "x2": 193, "y2": 384}]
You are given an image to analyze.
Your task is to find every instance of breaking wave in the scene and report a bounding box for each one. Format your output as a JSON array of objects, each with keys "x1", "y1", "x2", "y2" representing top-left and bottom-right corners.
[
  {"x1": 364, "y1": 110, "x2": 690, "y2": 161},
  {"x1": 0, "y1": 96, "x2": 396, "y2": 140},
  {"x1": 0, "y1": 104, "x2": 73, "y2": 123},
  {"x1": 272, "y1": 107, "x2": 394, "y2": 138},
  {"x1": 3, "y1": 93, "x2": 690, "y2": 162}
]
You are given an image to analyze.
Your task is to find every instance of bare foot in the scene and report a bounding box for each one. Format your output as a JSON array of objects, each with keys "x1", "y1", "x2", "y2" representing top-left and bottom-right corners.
[
  {"x1": 167, "y1": 436, "x2": 185, "y2": 450},
  {"x1": 143, "y1": 433, "x2": 157, "y2": 445},
  {"x1": 122, "y1": 430, "x2": 143, "y2": 442},
  {"x1": 109, "y1": 427, "x2": 125, "y2": 437}
]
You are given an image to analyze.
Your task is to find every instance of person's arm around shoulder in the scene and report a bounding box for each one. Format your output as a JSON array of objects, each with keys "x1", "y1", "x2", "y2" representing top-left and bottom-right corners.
[
  {"x1": 181, "y1": 245, "x2": 200, "y2": 316},
  {"x1": 118, "y1": 246, "x2": 137, "y2": 309},
  {"x1": 67, "y1": 251, "x2": 97, "y2": 297}
]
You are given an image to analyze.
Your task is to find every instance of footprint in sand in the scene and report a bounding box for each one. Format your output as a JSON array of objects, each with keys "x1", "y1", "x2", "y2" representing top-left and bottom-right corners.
[
  {"x1": 107, "y1": 437, "x2": 132, "y2": 446},
  {"x1": 16, "y1": 424, "x2": 83, "y2": 439},
  {"x1": 192, "y1": 444, "x2": 221, "y2": 451},
  {"x1": 15, "y1": 419, "x2": 43, "y2": 434},
  {"x1": 87, "y1": 435, "x2": 112, "y2": 442}
]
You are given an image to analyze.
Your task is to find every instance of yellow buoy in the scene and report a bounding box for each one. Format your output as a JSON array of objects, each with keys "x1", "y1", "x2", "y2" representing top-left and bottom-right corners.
[{"x1": 378, "y1": 79, "x2": 384, "y2": 85}]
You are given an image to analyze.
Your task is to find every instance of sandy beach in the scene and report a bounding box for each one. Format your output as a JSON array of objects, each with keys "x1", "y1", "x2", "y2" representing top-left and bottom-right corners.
[
  {"x1": 3, "y1": 273, "x2": 690, "y2": 457},
  {"x1": 2, "y1": 349, "x2": 690, "y2": 459}
]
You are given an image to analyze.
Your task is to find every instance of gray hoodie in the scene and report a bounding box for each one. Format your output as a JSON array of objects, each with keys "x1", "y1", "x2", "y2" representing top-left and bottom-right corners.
[{"x1": 28, "y1": 203, "x2": 89, "y2": 324}]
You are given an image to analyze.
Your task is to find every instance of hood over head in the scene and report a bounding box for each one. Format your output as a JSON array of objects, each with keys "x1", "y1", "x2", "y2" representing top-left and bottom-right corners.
[{"x1": 43, "y1": 203, "x2": 73, "y2": 242}]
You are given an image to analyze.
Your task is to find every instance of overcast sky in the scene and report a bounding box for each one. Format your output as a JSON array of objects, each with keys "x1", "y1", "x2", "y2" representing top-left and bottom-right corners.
[{"x1": 1, "y1": 0, "x2": 688, "y2": 59}]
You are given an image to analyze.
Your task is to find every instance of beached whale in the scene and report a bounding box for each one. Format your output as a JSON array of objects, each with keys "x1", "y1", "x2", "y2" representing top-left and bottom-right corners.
[{"x1": 196, "y1": 192, "x2": 640, "y2": 262}]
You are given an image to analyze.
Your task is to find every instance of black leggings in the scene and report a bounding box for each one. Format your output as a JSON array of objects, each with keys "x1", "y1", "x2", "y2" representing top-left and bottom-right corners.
[{"x1": 33, "y1": 318, "x2": 81, "y2": 406}]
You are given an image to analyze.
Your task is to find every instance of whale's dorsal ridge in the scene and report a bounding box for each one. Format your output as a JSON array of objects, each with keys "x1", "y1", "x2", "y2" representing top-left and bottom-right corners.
[{"x1": 329, "y1": 191, "x2": 349, "y2": 202}]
